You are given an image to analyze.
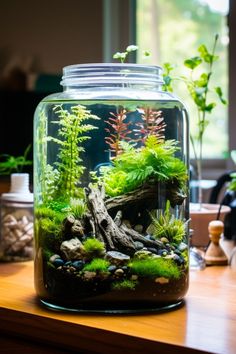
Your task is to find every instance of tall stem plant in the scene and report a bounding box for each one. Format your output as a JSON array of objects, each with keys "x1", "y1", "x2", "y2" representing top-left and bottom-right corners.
[{"x1": 163, "y1": 35, "x2": 227, "y2": 208}]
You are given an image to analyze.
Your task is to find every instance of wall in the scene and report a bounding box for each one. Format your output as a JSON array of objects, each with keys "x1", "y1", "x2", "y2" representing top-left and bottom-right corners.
[{"x1": 0, "y1": 0, "x2": 103, "y2": 75}]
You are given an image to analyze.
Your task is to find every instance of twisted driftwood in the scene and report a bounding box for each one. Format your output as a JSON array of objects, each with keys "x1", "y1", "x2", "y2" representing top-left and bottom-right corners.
[{"x1": 85, "y1": 185, "x2": 165, "y2": 254}]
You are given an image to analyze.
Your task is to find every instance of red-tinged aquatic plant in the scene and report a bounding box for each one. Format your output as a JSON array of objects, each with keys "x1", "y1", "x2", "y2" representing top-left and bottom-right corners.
[
  {"x1": 134, "y1": 108, "x2": 166, "y2": 143},
  {"x1": 105, "y1": 107, "x2": 132, "y2": 158}
]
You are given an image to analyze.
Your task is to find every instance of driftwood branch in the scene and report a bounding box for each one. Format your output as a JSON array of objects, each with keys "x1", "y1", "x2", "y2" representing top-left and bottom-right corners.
[{"x1": 86, "y1": 186, "x2": 136, "y2": 253}]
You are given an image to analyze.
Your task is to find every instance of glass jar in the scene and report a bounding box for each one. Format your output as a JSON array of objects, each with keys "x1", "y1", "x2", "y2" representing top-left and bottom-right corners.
[
  {"x1": 34, "y1": 64, "x2": 189, "y2": 313},
  {"x1": 0, "y1": 173, "x2": 34, "y2": 261}
]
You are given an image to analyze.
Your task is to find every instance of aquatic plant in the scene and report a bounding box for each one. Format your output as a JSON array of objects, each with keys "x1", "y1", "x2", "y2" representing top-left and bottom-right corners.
[
  {"x1": 36, "y1": 206, "x2": 66, "y2": 221},
  {"x1": 102, "y1": 135, "x2": 187, "y2": 197},
  {"x1": 47, "y1": 104, "x2": 100, "y2": 200},
  {"x1": 112, "y1": 279, "x2": 137, "y2": 291},
  {"x1": 105, "y1": 107, "x2": 132, "y2": 158},
  {"x1": 36, "y1": 206, "x2": 66, "y2": 251},
  {"x1": 83, "y1": 258, "x2": 110, "y2": 272},
  {"x1": 134, "y1": 108, "x2": 166, "y2": 143},
  {"x1": 68, "y1": 198, "x2": 87, "y2": 218},
  {"x1": 129, "y1": 258, "x2": 181, "y2": 279},
  {"x1": 83, "y1": 238, "x2": 106, "y2": 258},
  {"x1": 102, "y1": 169, "x2": 127, "y2": 197},
  {"x1": 151, "y1": 201, "x2": 187, "y2": 244}
]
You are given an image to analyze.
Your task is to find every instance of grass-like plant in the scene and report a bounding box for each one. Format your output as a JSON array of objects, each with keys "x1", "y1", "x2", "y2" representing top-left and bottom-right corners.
[
  {"x1": 129, "y1": 258, "x2": 181, "y2": 279},
  {"x1": 68, "y1": 198, "x2": 87, "y2": 218},
  {"x1": 102, "y1": 135, "x2": 187, "y2": 197},
  {"x1": 83, "y1": 258, "x2": 110, "y2": 272},
  {"x1": 151, "y1": 200, "x2": 187, "y2": 244}
]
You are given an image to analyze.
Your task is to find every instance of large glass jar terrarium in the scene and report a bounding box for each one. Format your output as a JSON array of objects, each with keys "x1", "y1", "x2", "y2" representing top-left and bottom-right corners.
[{"x1": 34, "y1": 64, "x2": 189, "y2": 313}]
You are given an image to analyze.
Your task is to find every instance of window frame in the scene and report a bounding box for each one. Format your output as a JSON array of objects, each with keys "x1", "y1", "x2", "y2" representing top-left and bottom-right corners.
[{"x1": 103, "y1": 0, "x2": 234, "y2": 179}]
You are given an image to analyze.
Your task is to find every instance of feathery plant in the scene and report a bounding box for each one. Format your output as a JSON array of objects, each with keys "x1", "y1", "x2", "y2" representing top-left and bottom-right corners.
[
  {"x1": 105, "y1": 107, "x2": 132, "y2": 158},
  {"x1": 102, "y1": 135, "x2": 188, "y2": 197},
  {"x1": 48, "y1": 105, "x2": 100, "y2": 200},
  {"x1": 134, "y1": 108, "x2": 166, "y2": 143}
]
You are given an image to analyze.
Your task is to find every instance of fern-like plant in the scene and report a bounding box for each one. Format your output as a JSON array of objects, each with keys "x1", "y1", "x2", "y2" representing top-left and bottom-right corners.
[
  {"x1": 102, "y1": 135, "x2": 188, "y2": 197},
  {"x1": 48, "y1": 105, "x2": 100, "y2": 200}
]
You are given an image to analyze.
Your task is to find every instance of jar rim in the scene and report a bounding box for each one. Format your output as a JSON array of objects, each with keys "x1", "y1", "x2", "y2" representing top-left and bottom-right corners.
[{"x1": 61, "y1": 63, "x2": 164, "y2": 88}]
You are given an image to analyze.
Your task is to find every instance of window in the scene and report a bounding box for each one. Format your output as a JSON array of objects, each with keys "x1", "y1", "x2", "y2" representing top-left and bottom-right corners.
[{"x1": 136, "y1": 0, "x2": 229, "y2": 159}]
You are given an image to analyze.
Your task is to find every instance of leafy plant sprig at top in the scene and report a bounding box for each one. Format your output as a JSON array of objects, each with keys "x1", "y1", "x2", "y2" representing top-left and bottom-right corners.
[{"x1": 163, "y1": 34, "x2": 227, "y2": 206}]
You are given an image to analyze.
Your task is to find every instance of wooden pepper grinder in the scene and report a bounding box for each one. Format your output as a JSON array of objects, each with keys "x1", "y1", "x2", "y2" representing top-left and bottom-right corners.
[{"x1": 204, "y1": 220, "x2": 228, "y2": 265}]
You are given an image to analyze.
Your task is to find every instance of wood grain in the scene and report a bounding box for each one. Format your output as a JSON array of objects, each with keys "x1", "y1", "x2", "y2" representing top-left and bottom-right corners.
[{"x1": 0, "y1": 261, "x2": 236, "y2": 354}]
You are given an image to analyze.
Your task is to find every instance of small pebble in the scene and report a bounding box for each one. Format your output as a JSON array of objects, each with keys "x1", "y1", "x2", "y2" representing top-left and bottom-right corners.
[
  {"x1": 53, "y1": 258, "x2": 64, "y2": 268},
  {"x1": 131, "y1": 274, "x2": 138, "y2": 281},
  {"x1": 108, "y1": 265, "x2": 117, "y2": 273},
  {"x1": 158, "y1": 249, "x2": 168, "y2": 257},
  {"x1": 160, "y1": 237, "x2": 169, "y2": 244},
  {"x1": 64, "y1": 261, "x2": 72, "y2": 266},
  {"x1": 145, "y1": 235, "x2": 155, "y2": 241},
  {"x1": 178, "y1": 242, "x2": 188, "y2": 252},
  {"x1": 155, "y1": 277, "x2": 169, "y2": 284},
  {"x1": 173, "y1": 254, "x2": 185, "y2": 266},
  {"x1": 114, "y1": 268, "x2": 124, "y2": 277},
  {"x1": 49, "y1": 254, "x2": 61, "y2": 263},
  {"x1": 72, "y1": 260, "x2": 84, "y2": 270},
  {"x1": 134, "y1": 241, "x2": 144, "y2": 250},
  {"x1": 83, "y1": 271, "x2": 96, "y2": 280}
]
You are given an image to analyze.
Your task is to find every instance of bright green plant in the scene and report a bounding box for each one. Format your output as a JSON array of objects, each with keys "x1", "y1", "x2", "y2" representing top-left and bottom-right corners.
[
  {"x1": 129, "y1": 257, "x2": 181, "y2": 279},
  {"x1": 112, "y1": 279, "x2": 137, "y2": 291},
  {"x1": 83, "y1": 238, "x2": 106, "y2": 258},
  {"x1": 151, "y1": 200, "x2": 187, "y2": 244},
  {"x1": 68, "y1": 198, "x2": 87, "y2": 218},
  {"x1": 0, "y1": 144, "x2": 32, "y2": 175},
  {"x1": 83, "y1": 258, "x2": 110, "y2": 272},
  {"x1": 47, "y1": 104, "x2": 100, "y2": 201},
  {"x1": 163, "y1": 34, "x2": 227, "y2": 205},
  {"x1": 102, "y1": 135, "x2": 187, "y2": 197}
]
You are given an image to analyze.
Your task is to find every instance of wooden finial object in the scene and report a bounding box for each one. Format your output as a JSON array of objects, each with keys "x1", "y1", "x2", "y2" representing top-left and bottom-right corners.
[{"x1": 204, "y1": 220, "x2": 228, "y2": 265}]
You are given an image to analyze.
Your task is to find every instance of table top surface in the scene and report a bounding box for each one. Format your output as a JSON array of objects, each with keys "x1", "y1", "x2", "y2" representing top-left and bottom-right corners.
[{"x1": 0, "y1": 261, "x2": 236, "y2": 354}]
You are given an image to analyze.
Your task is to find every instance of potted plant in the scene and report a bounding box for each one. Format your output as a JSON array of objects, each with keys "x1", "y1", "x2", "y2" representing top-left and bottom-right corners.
[{"x1": 163, "y1": 34, "x2": 230, "y2": 247}]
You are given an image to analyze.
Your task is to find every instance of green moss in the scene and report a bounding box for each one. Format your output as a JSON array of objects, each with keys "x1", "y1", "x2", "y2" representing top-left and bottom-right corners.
[
  {"x1": 129, "y1": 258, "x2": 181, "y2": 279},
  {"x1": 83, "y1": 258, "x2": 110, "y2": 272},
  {"x1": 112, "y1": 279, "x2": 138, "y2": 291},
  {"x1": 83, "y1": 238, "x2": 106, "y2": 258},
  {"x1": 36, "y1": 206, "x2": 66, "y2": 224}
]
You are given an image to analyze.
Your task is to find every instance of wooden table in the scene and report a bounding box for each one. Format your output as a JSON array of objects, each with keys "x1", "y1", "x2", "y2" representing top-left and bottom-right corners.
[{"x1": 0, "y1": 261, "x2": 236, "y2": 354}]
